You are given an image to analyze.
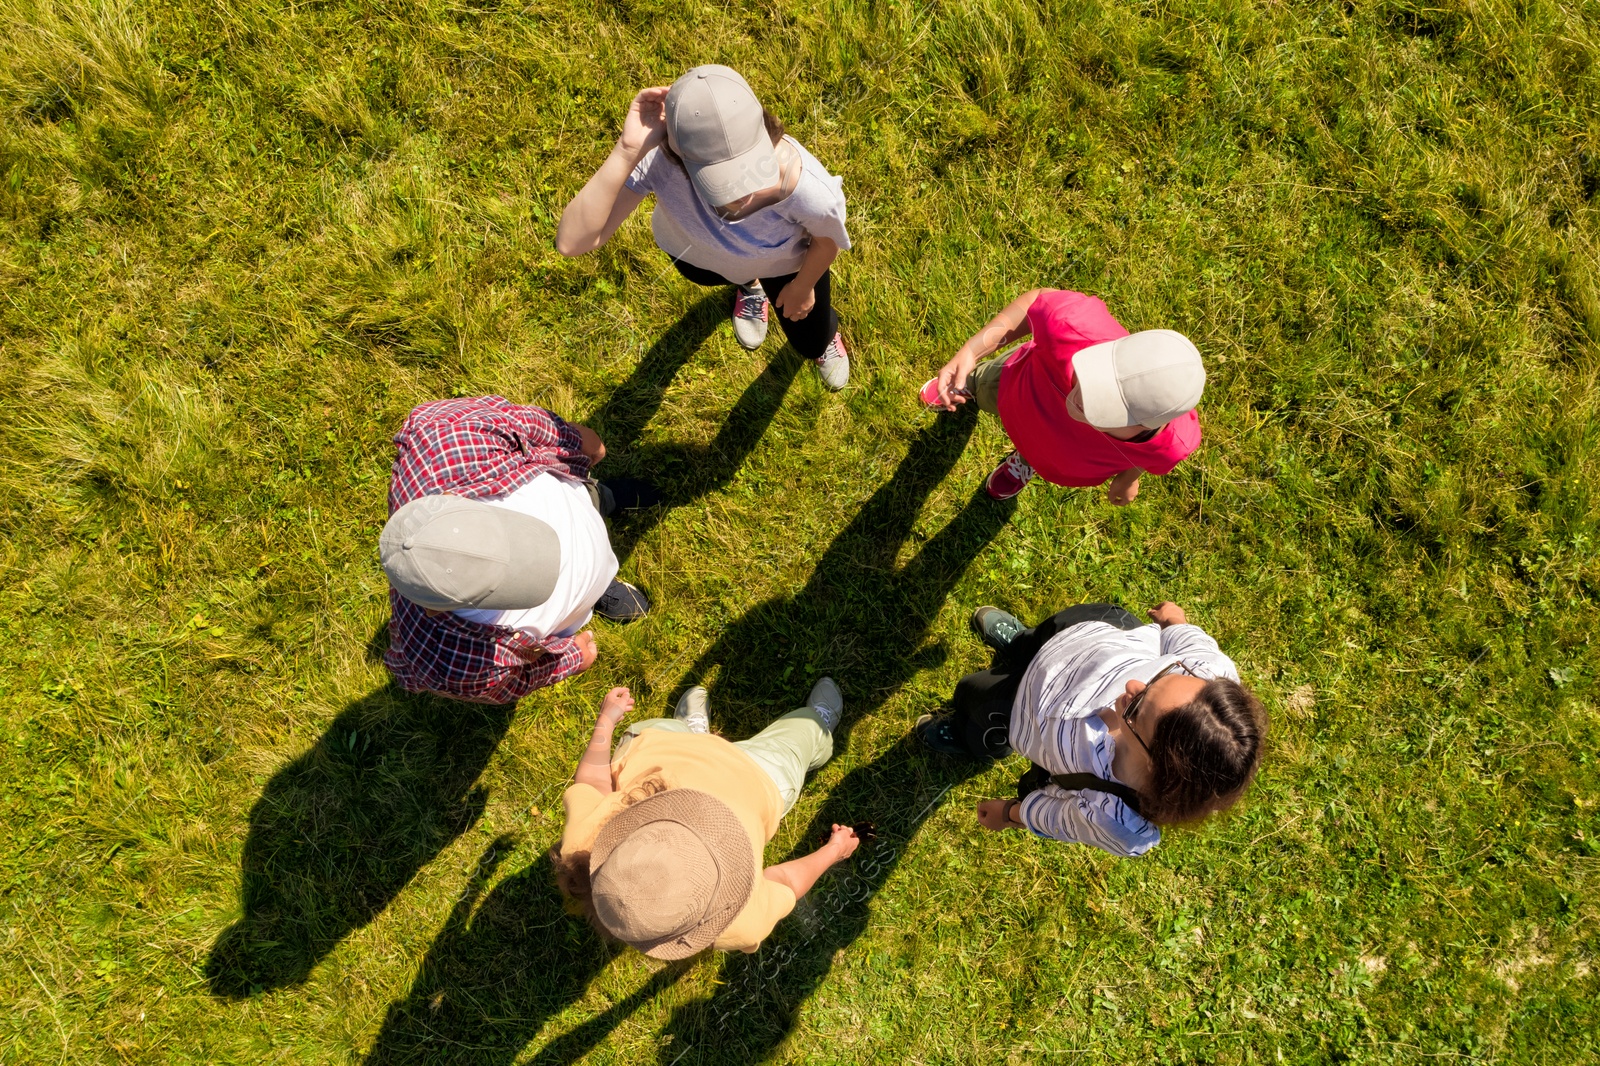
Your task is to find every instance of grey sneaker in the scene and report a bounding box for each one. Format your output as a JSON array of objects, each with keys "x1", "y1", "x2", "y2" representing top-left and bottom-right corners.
[
  {"x1": 813, "y1": 333, "x2": 849, "y2": 390},
  {"x1": 732, "y1": 283, "x2": 769, "y2": 350},
  {"x1": 970, "y1": 606, "x2": 1027, "y2": 652},
  {"x1": 674, "y1": 686, "x2": 710, "y2": 734},
  {"x1": 806, "y1": 676, "x2": 843, "y2": 732}
]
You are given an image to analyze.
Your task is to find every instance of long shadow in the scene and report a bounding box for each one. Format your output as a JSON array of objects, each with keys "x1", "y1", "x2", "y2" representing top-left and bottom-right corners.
[
  {"x1": 657, "y1": 736, "x2": 987, "y2": 1064},
  {"x1": 205, "y1": 685, "x2": 513, "y2": 997},
  {"x1": 360, "y1": 842, "x2": 689, "y2": 1065},
  {"x1": 586, "y1": 292, "x2": 805, "y2": 565},
  {"x1": 653, "y1": 413, "x2": 1013, "y2": 1061},
  {"x1": 358, "y1": 414, "x2": 1009, "y2": 1063},
  {"x1": 683, "y1": 411, "x2": 1008, "y2": 743}
]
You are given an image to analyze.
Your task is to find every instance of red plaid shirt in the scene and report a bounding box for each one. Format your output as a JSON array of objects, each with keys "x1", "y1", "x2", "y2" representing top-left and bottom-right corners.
[{"x1": 383, "y1": 396, "x2": 595, "y2": 704}]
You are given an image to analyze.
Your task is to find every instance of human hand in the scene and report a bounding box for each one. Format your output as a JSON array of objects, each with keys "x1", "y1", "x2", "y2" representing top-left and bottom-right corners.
[
  {"x1": 597, "y1": 686, "x2": 633, "y2": 728},
  {"x1": 617, "y1": 86, "x2": 669, "y2": 157},
  {"x1": 773, "y1": 281, "x2": 815, "y2": 321},
  {"x1": 1107, "y1": 470, "x2": 1140, "y2": 506},
  {"x1": 975, "y1": 798, "x2": 1017, "y2": 831},
  {"x1": 1148, "y1": 602, "x2": 1187, "y2": 627},
  {"x1": 823, "y1": 824, "x2": 861, "y2": 860},
  {"x1": 574, "y1": 424, "x2": 606, "y2": 464},
  {"x1": 934, "y1": 351, "x2": 979, "y2": 410},
  {"x1": 574, "y1": 630, "x2": 599, "y2": 670}
]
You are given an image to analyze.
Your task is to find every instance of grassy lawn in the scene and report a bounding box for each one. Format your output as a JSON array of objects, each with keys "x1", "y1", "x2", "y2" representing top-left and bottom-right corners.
[{"x1": 2, "y1": 0, "x2": 1598, "y2": 1061}]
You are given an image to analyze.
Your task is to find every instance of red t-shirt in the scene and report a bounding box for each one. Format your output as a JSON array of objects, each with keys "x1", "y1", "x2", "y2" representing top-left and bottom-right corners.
[{"x1": 996, "y1": 291, "x2": 1201, "y2": 487}]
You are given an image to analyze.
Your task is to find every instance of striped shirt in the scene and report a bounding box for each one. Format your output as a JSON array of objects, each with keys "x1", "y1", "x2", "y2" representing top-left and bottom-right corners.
[{"x1": 1010, "y1": 621, "x2": 1239, "y2": 857}]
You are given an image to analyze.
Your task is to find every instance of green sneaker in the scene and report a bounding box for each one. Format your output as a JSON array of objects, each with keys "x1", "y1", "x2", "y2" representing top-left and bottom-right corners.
[{"x1": 970, "y1": 606, "x2": 1026, "y2": 652}]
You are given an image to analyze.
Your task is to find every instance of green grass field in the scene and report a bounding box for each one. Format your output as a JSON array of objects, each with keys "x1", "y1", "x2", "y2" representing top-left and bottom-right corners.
[{"x1": 2, "y1": 0, "x2": 1598, "y2": 1061}]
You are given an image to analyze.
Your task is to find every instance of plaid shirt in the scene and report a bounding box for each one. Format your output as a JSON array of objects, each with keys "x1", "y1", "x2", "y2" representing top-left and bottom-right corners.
[{"x1": 383, "y1": 396, "x2": 595, "y2": 704}]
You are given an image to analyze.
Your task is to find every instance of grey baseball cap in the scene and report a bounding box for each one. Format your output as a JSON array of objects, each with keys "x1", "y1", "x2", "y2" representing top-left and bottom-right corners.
[
  {"x1": 379, "y1": 494, "x2": 560, "y2": 611},
  {"x1": 665, "y1": 65, "x2": 780, "y2": 207},
  {"x1": 1071, "y1": 329, "x2": 1206, "y2": 430}
]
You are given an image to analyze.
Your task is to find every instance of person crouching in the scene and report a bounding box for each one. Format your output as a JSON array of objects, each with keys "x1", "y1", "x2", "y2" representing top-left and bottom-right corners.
[{"x1": 554, "y1": 682, "x2": 860, "y2": 957}]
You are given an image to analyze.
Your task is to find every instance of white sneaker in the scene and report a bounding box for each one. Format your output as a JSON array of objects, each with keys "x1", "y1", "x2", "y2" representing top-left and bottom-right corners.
[
  {"x1": 814, "y1": 333, "x2": 849, "y2": 390},
  {"x1": 732, "y1": 283, "x2": 769, "y2": 350},
  {"x1": 806, "y1": 677, "x2": 843, "y2": 732},
  {"x1": 674, "y1": 686, "x2": 711, "y2": 734}
]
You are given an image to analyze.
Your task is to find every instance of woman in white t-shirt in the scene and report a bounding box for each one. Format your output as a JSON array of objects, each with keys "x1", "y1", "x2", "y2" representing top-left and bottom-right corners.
[
  {"x1": 557, "y1": 65, "x2": 853, "y2": 389},
  {"x1": 916, "y1": 601, "x2": 1267, "y2": 857}
]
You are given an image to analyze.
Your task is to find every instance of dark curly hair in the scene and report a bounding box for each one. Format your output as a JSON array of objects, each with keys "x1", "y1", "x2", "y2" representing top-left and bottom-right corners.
[{"x1": 1140, "y1": 679, "x2": 1266, "y2": 825}]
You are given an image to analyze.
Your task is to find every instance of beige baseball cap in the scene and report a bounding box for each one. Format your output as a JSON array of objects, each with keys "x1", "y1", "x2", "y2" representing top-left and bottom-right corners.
[
  {"x1": 379, "y1": 494, "x2": 561, "y2": 611},
  {"x1": 665, "y1": 65, "x2": 780, "y2": 207},
  {"x1": 1071, "y1": 329, "x2": 1206, "y2": 430}
]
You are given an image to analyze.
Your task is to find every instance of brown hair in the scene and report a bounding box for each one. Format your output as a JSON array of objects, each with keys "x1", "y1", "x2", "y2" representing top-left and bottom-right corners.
[
  {"x1": 551, "y1": 773, "x2": 670, "y2": 932},
  {"x1": 1140, "y1": 679, "x2": 1267, "y2": 825},
  {"x1": 659, "y1": 108, "x2": 787, "y2": 167}
]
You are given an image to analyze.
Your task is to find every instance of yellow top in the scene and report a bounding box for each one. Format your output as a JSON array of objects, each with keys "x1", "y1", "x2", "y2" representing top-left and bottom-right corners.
[{"x1": 559, "y1": 730, "x2": 795, "y2": 953}]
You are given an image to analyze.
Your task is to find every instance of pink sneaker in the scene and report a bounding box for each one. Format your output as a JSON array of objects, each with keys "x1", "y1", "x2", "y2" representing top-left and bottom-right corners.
[
  {"x1": 919, "y1": 377, "x2": 972, "y2": 409},
  {"x1": 985, "y1": 451, "x2": 1034, "y2": 500}
]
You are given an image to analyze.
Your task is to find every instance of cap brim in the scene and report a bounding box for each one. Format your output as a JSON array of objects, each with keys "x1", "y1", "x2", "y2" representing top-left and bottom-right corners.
[
  {"x1": 1070, "y1": 339, "x2": 1132, "y2": 429},
  {"x1": 590, "y1": 788, "x2": 755, "y2": 960},
  {"x1": 474, "y1": 508, "x2": 561, "y2": 610},
  {"x1": 687, "y1": 137, "x2": 781, "y2": 207}
]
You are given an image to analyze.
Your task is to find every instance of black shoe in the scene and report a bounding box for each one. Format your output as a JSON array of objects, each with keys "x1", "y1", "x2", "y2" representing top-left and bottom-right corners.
[
  {"x1": 915, "y1": 713, "x2": 977, "y2": 758},
  {"x1": 599, "y1": 478, "x2": 662, "y2": 516},
  {"x1": 594, "y1": 579, "x2": 650, "y2": 622}
]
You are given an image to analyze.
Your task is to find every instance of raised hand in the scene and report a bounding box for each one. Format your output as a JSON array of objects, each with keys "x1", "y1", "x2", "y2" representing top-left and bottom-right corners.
[{"x1": 618, "y1": 86, "x2": 669, "y2": 157}]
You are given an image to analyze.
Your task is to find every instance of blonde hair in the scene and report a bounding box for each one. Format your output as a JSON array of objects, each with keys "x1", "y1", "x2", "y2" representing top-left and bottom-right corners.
[{"x1": 550, "y1": 773, "x2": 671, "y2": 929}]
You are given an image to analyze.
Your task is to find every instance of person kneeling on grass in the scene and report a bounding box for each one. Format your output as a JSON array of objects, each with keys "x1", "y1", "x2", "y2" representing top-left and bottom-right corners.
[
  {"x1": 556, "y1": 65, "x2": 853, "y2": 389},
  {"x1": 916, "y1": 601, "x2": 1265, "y2": 857},
  {"x1": 379, "y1": 396, "x2": 657, "y2": 705},
  {"x1": 922, "y1": 288, "x2": 1206, "y2": 503},
  {"x1": 553, "y1": 680, "x2": 861, "y2": 958}
]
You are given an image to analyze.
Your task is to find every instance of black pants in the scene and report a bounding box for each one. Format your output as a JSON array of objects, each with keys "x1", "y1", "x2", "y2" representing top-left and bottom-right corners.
[
  {"x1": 670, "y1": 258, "x2": 838, "y2": 360},
  {"x1": 950, "y1": 603, "x2": 1144, "y2": 759}
]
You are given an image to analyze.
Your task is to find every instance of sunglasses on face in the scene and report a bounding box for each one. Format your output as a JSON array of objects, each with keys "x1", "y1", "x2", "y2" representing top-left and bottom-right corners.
[{"x1": 1120, "y1": 660, "x2": 1208, "y2": 756}]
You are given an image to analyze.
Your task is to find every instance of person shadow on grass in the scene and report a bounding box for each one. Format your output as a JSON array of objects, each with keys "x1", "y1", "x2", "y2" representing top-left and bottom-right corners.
[
  {"x1": 204, "y1": 685, "x2": 514, "y2": 997},
  {"x1": 358, "y1": 839, "x2": 690, "y2": 1066},
  {"x1": 582, "y1": 291, "x2": 806, "y2": 566},
  {"x1": 357, "y1": 414, "x2": 1010, "y2": 1063},
  {"x1": 648, "y1": 413, "x2": 1013, "y2": 1063}
]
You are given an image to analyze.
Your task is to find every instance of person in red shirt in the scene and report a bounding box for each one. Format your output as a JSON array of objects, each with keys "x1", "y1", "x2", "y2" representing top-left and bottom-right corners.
[{"x1": 920, "y1": 289, "x2": 1205, "y2": 503}]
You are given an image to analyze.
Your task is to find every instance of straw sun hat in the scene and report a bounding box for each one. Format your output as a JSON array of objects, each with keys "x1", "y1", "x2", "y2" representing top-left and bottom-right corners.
[{"x1": 588, "y1": 788, "x2": 756, "y2": 959}]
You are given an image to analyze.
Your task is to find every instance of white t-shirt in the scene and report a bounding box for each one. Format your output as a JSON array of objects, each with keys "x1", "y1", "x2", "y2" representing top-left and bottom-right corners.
[
  {"x1": 1010, "y1": 622, "x2": 1240, "y2": 857},
  {"x1": 625, "y1": 135, "x2": 851, "y2": 284},
  {"x1": 452, "y1": 474, "x2": 618, "y2": 641}
]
